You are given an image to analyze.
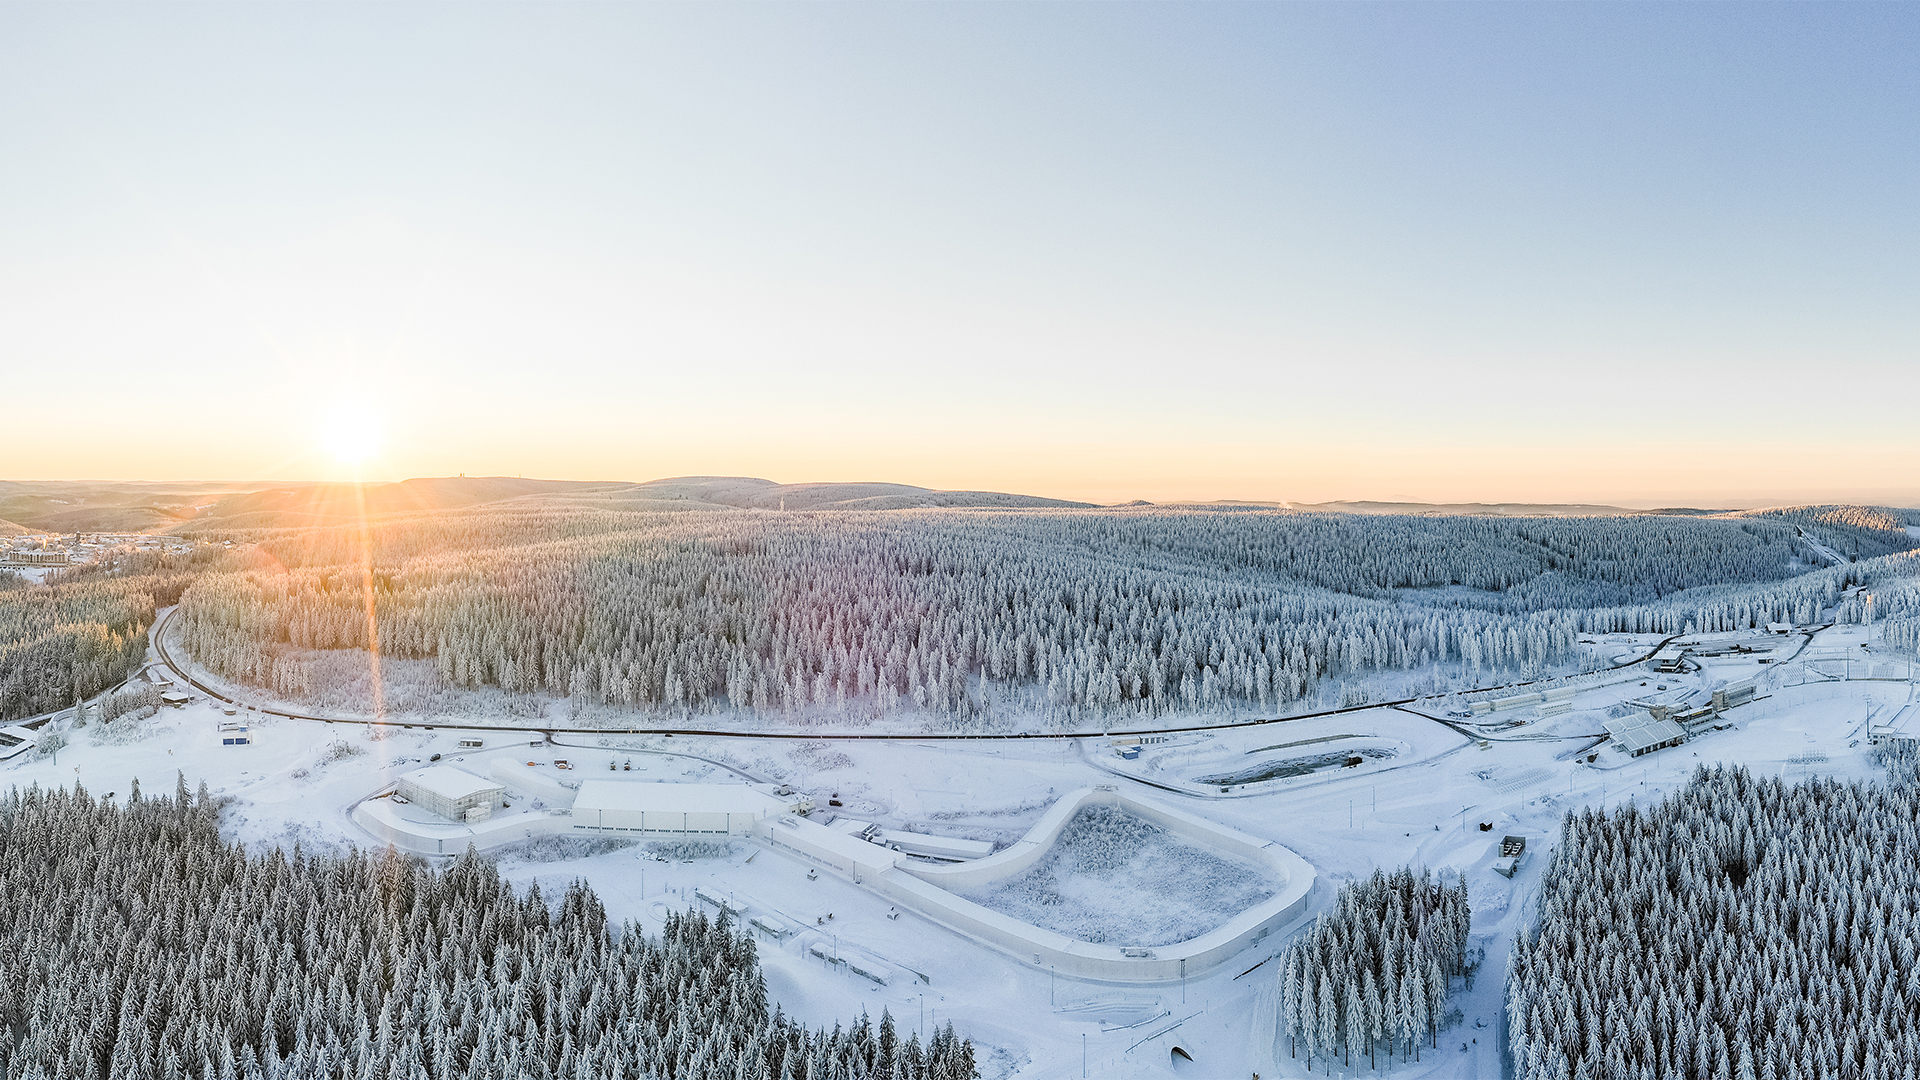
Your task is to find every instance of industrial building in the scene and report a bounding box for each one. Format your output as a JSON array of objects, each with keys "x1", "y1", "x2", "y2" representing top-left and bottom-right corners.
[
  {"x1": 396, "y1": 766, "x2": 506, "y2": 822},
  {"x1": 0, "y1": 550, "x2": 68, "y2": 566},
  {"x1": 1604, "y1": 713, "x2": 1689, "y2": 757},
  {"x1": 569, "y1": 781, "x2": 785, "y2": 836},
  {"x1": 1650, "y1": 647, "x2": 1692, "y2": 674},
  {"x1": 1493, "y1": 835, "x2": 1527, "y2": 878},
  {"x1": 1712, "y1": 679, "x2": 1758, "y2": 712}
]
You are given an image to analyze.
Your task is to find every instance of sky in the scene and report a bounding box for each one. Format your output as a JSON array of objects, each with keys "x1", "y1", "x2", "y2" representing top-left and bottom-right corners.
[{"x1": 2, "y1": 2, "x2": 1916, "y2": 507}]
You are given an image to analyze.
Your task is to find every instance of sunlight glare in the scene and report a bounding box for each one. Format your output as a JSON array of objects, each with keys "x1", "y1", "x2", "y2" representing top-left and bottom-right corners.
[{"x1": 318, "y1": 404, "x2": 384, "y2": 466}]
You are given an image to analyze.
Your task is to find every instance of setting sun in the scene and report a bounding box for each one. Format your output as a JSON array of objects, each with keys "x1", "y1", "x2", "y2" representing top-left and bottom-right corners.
[{"x1": 318, "y1": 404, "x2": 384, "y2": 466}]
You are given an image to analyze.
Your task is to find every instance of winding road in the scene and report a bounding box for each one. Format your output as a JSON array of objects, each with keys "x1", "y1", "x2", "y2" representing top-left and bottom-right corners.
[{"x1": 148, "y1": 607, "x2": 1679, "y2": 746}]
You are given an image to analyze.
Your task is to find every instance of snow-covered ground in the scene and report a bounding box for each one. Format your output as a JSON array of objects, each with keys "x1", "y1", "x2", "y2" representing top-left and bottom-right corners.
[
  {"x1": 960, "y1": 804, "x2": 1279, "y2": 947},
  {"x1": 6, "y1": 616, "x2": 1912, "y2": 1079}
]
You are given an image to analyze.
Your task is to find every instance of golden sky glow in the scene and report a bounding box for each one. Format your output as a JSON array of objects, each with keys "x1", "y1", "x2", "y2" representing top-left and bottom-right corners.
[{"x1": 4, "y1": 5, "x2": 1916, "y2": 506}]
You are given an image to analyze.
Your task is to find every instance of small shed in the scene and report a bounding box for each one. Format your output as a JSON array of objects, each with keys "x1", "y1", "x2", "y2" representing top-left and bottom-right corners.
[{"x1": 396, "y1": 766, "x2": 507, "y2": 822}]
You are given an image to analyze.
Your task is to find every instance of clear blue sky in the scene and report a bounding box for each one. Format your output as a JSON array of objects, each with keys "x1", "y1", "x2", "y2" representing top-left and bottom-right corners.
[{"x1": 3, "y1": 2, "x2": 1915, "y2": 505}]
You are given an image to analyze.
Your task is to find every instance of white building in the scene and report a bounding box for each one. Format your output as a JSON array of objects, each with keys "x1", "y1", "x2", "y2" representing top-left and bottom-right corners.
[
  {"x1": 570, "y1": 781, "x2": 784, "y2": 837},
  {"x1": 396, "y1": 766, "x2": 506, "y2": 822},
  {"x1": 1604, "y1": 713, "x2": 1688, "y2": 757}
]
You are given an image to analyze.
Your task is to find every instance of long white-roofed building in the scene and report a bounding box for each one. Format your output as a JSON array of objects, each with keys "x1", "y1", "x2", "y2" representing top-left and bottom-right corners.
[{"x1": 570, "y1": 781, "x2": 786, "y2": 837}]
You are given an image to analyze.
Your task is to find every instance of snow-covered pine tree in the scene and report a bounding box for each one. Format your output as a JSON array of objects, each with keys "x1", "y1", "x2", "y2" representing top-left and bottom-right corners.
[
  {"x1": 1508, "y1": 765, "x2": 1920, "y2": 1080},
  {"x1": 0, "y1": 781, "x2": 981, "y2": 1080},
  {"x1": 1277, "y1": 866, "x2": 1471, "y2": 1071}
]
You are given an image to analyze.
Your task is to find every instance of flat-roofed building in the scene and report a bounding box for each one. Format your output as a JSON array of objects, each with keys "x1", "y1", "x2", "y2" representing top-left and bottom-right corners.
[
  {"x1": 570, "y1": 781, "x2": 784, "y2": 837},
  {"x1": 396, "y1": 766, "x2": 506, "y2": 822},
  {"x1": 0, "y1": 550, "x2": 69, "y2": 566},
  {"x1": 1605, "y1": 713, "x2": 1688, "y2": 757},
  {"x1": 1870, "y1": 703, "x2": 1920, "y2": 747}
]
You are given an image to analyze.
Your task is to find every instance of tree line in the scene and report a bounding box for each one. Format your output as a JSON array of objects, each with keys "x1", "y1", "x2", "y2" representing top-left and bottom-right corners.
[
  {"x1": 169, "y1": 507, "x2": 1916, "y2": 726},
  {"x1": 1508, "y1": 766, "x2": 1920, "y2": 1080},
  {"x1": 0, "y1": 779, "x2": 977, "y2": 1080}
]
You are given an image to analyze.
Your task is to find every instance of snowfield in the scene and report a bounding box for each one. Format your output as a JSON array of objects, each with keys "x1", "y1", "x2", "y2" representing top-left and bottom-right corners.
[{"x1": 959, "y1": 804, "x2": 1280, "y2": 947}]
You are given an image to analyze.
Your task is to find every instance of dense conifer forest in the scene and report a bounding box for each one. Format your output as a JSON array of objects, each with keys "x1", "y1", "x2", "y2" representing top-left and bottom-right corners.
[
  {"x1": 0, "y1": 550, "x2": 208, "y2": 721},
  {"x1": 1507, "y1": 766, "x2": 1920, "y2": 1080},
  {"x1": 1278, "y1": 867, "x2": 1473, "y2": 1072},
  {"x1": 0, "y1": 780, "x2": 976, "y2": 1080},
  {"x1": 170, "y1": 506, "x2": 1913, "y2": 725}
]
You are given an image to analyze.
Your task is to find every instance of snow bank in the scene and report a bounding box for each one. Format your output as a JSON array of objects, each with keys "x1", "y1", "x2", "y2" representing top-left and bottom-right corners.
[
  {"x1": 869, "y1": 787, "x2": 1313, "y2": 982},
  {"x1": 957, "y1": 805, "x2": 1276, "y2": 946}
]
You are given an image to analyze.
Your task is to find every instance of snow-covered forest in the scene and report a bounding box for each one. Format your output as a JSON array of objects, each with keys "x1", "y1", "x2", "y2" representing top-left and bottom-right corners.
[
  {"x1": 170, "y1": 507, "x2": 1919, "y2": 725},
  {"x1": 1735, "y1": 505, "x2": 1920, "y2": 562},
  {"x1": 0, "y1": 780, "x2": 977, "y2": 1080},
  {"x1": 0, "y1": 550, "x2": 206, "y2": 721},
  {"x1": 1506, "y1": 766, "x2": 1920, "y2": 1080},
  {"x1": 1278, "y1": 866, "x2": 1473, "y2": 1072}
]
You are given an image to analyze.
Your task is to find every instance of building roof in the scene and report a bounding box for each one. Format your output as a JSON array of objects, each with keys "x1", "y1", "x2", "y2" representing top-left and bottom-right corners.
[
  {"x1": 1604, "y1": 713, "x2": 1688, "y2": 755},
  {"x1": 1871, "y1": 703, "x2": 1920, "y2": 741},
  {"x1": 400, "y1": 766, "x2": 503, "y2": 801},
  {"x1": 572, "y1": 781, "x2": 784, "y2": 816}
]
